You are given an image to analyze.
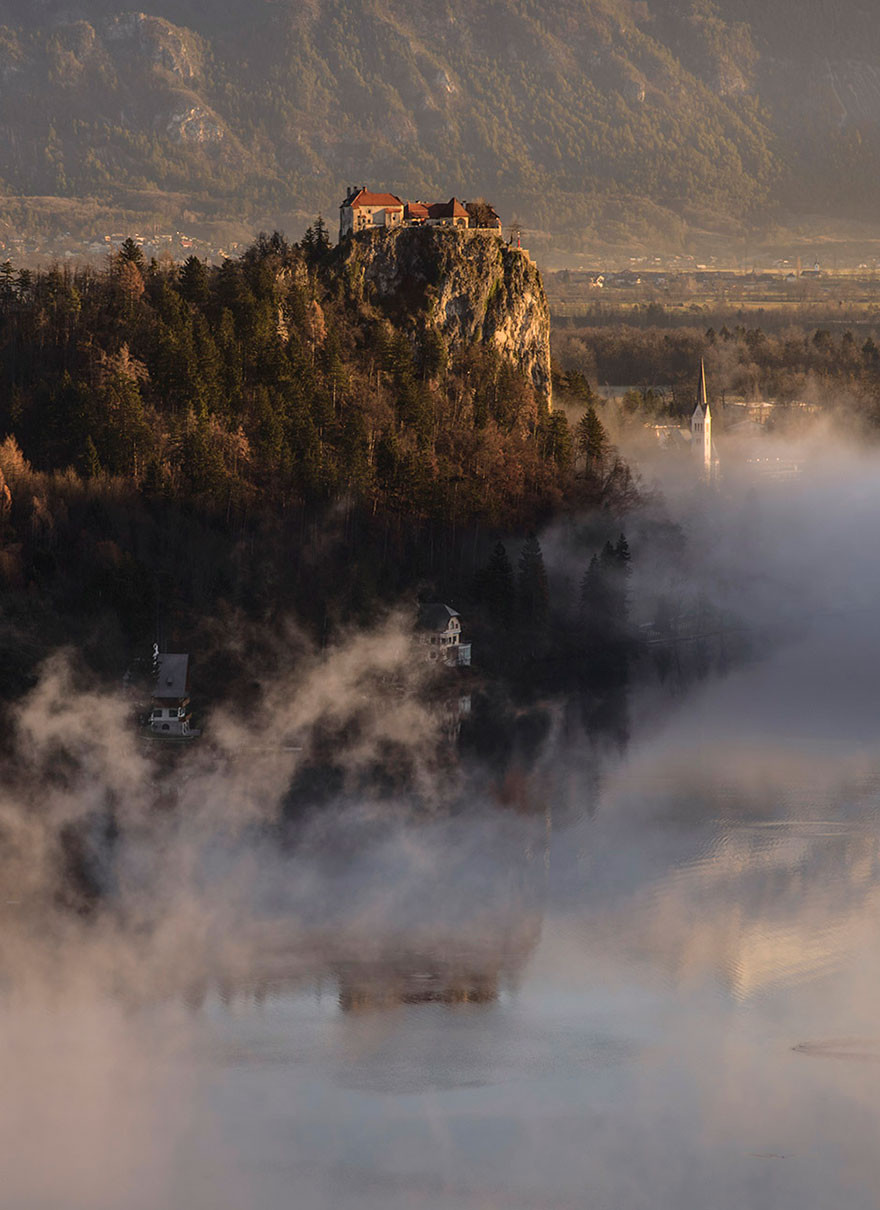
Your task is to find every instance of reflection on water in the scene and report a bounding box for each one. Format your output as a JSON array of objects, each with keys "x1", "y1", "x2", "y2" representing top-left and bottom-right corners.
[{"x1": 6, "y1": 734, "x2": 880, "y2": 1208}]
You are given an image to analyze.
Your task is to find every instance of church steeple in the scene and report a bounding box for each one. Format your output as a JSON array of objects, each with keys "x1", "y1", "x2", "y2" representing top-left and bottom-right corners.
[
  {"x1": 698, "y1": 358, "x2": 709, "y2": 411},
  {"x1": 691, "y1": 359, "x2": 715, "y2": 481}
]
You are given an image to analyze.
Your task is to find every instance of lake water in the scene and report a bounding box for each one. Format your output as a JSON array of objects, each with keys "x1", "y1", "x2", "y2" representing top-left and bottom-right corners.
[{"x1": 5, "y1": 666, "x2": 880, "y2": 1210}]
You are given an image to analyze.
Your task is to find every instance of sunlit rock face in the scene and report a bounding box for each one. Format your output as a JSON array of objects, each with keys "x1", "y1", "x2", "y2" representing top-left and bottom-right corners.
[
  {"x1": 340, "y1": 227, "x2": 552, "y2": 405},
  {"x1": 166, "y1": 104, "x2": 225, "y2": 145}
]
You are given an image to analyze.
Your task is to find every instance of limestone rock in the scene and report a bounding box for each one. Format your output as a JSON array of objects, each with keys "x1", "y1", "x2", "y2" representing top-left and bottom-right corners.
[{"x1": 342, "y1": 227, "x2": 551, "y2": 405}]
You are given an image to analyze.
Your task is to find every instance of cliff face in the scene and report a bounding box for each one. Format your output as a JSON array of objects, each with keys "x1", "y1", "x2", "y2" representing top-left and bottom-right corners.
[{"x1": 341, "y1": 228, "x2": 552, "y2": 405}]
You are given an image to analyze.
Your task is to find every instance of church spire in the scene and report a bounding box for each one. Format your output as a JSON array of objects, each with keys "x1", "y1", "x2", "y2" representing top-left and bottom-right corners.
[{"x1": 691, "y1": 358, "x2": 715, "y2": 482}]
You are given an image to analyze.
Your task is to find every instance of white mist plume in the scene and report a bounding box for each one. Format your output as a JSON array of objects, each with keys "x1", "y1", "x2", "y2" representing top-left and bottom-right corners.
[{"x1": 5, "y1": 420, "x2": 880, "y2": 1210}]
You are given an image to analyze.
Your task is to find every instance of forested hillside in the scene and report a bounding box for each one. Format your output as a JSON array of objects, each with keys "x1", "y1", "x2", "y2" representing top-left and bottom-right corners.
[
  {"x1": 1, "y1": 0, "x2": 879, "y2": 250},
  {"x1": 0, "y1": 232, "x2": 633, "y2": 696}
]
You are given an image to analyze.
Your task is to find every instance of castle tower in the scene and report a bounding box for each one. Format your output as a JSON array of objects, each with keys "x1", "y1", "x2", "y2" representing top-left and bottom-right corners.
[{"x1": 691, "y1": 359, "x2": 714, "y2": 480}]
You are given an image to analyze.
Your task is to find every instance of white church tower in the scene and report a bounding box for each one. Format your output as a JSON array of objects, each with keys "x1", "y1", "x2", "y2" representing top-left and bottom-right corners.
[{"x1": 691, "y1": 360, "x2": 716, "y2": 481}]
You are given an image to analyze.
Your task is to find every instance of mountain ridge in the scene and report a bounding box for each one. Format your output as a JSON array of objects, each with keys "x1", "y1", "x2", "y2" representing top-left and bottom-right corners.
[{"x1": 0, "y1": 1, "x2": 878, "y2": 251}]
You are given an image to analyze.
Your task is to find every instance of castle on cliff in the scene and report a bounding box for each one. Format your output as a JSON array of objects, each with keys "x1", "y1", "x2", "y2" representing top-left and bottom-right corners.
[{"x1": 339, "y1": 186, "x2": 502, "y2": 241}]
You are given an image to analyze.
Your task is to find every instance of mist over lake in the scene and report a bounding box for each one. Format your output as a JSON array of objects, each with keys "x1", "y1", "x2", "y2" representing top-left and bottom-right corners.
[
  {"x1": 6, "y1": 5, "x2": 880, "y2": 1194},
  {"x1": 3, "y1": 428, "x2": 880, "y2": 1209}
]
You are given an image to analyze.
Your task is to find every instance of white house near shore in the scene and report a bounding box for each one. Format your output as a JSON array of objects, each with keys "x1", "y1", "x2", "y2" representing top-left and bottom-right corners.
[
  {"x1": 150, "y1": 649, "x2": 200, "y2": 737},
  {"x1": 417, "y1": 604, "x2": 472, "y2": 667}
]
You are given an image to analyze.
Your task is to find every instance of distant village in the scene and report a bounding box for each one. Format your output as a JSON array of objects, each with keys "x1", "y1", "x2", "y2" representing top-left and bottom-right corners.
[{"x1": 0, "y1": 228, "x2": 243, "y2": 268}]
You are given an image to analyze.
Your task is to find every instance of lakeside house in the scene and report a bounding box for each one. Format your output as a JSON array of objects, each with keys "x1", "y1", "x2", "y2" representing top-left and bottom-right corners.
[
  {"x1": 417, "y1": 603, "x2": 472, "y2": 667},
  {"x1": 339, "y1": 186, "x2": 501, "y2": 241},
  {"x1": 150, "y1": 649, "x2": 199, "y2": 737}
]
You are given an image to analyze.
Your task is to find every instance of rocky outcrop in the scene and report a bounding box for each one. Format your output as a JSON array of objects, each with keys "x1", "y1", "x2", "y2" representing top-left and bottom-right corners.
[
  {"x1": 341, "y1": 228, "x2": 551, "y2": 405},
  {"x1": 106, "y1": 13, "x2": 203, "y2": 83},
  {"x1": 166, "y1": 104, "x2": 225, "y2": 145}
]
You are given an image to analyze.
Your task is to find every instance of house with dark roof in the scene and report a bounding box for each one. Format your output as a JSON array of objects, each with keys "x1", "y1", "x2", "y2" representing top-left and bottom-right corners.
[
  {"x1": 417, "y1": 603, "x2": 472, "y2": 667},
  {"x1": 404, "y1": 201, "x2": 430, "y2": 224},
  {"x1": 425, "y1": 198, "x2": 470, "y2": 227},
  {"x1": 404, "y1": 198, "x2": 469, "y2": 227},
  {"x1": 149, "y1": 650, "x2": 200, "y2": 738}
]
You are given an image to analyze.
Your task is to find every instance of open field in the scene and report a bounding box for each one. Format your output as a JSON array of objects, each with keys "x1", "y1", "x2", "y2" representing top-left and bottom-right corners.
[{"x1": 547, "y1": 271, "x2": 880, "y2": 333}]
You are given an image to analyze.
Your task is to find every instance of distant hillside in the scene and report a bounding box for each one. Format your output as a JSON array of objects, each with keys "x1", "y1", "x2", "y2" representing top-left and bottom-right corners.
[{"x1": 0, "y1": 0, "x2": 879, "y2": 250}]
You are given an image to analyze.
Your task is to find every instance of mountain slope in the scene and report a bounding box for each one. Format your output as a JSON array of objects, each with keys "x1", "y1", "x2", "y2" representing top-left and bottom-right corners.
[{"x1": 0, "y1": 0, "x2": 877, "y2": 249}]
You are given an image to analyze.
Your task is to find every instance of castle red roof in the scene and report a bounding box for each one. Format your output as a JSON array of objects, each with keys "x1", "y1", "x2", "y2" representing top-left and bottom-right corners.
[
  {"x1": 405, "y1": 201, "x2": 430, "y2": 220},
  {"x1": 427, "y1": 197, "x2": 469, "y2": 220},
  {"x1": 344, "y1": 188, "x2": 404, "y2": 209}
]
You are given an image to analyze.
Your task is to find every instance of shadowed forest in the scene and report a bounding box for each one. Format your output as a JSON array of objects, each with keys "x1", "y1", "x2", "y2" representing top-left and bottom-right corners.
[{"x1": 0, "y1": 234, "x2": 639, "y2": 714}]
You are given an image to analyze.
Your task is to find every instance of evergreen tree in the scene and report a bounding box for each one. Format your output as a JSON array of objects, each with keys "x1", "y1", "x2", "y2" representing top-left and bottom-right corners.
[
  {"x1": 118, "y1": 238, "x2": 145, "y2": 269},
  {"x1": 302, "y1": 216, "x2": 331, "y2": 263},
  {"x1": 564, "y1": 370, "x2": 595, "y2": 403},
  {"x1": 579, "y1": 554, "x2": 607, "y2": 621},
  {"x1": 178, "y1": 255, "x2": 210, "y2": 308},
  {"x1": 517, "y1": 532, "x2": 549, "y2": 628},
  {"x1": 418, "y1": 328, "x2": 448, "y2": 381},
  {"x1": 540, "y1": 410, "x2": 573, "y2": 468},
  {"x1": 481, "y1": 540, "x2": 515, "y2": 627},
  {"x1": 313, "y1": 215, "x2": 331, "y2": 254},
  {"x1": 576, "y1": 406, "x2": 609, "y2": 473},
  {"x1": 82, "y1": 435, "x2": 101, "y2": 479},
  {"x1": 0, "y1": 261, "x2": 14, "y2": 305}
]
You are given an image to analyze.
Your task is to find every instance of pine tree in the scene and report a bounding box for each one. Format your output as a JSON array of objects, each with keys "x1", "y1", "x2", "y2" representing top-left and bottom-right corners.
[
  {"x1": 82, "y1": 435, "x2": 101, "y2": 479},
  {"x1": 579, "y1": 554, "x2": 606, "y2": 620},
  {"x1": 118, "y1": 237, "x2": 145, "y2": 269},
  {"x1": 418, "y1": 328, "x2": 448, "y2": 381},
  {"x1": 313, "y1": 215, "x2": 331, "y2": 253},
  {"x1": 564, "y1": 370, "x2": 595, "y2": 403},
  {"x1": 302, "y1": 216, "x2": 331, "y2": 263},
  {"x1": 540, "y1": 410, "x2": 573, "y2": 468},
  {"x1": 482, "y1": 540, "x2": 515, "y2": 627},
  {"x1": 0, "y1": 261, "x2": 14, "y2": 305},
  {"x1": 517, "y1": 532, "x2": 549, "y2": 628},
  {"x1": 576, "y1": 405, "x2": 609, "y2": 473},
  {"x1": 178, "y1": 255, "x2": 209, "y2": 308}
]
